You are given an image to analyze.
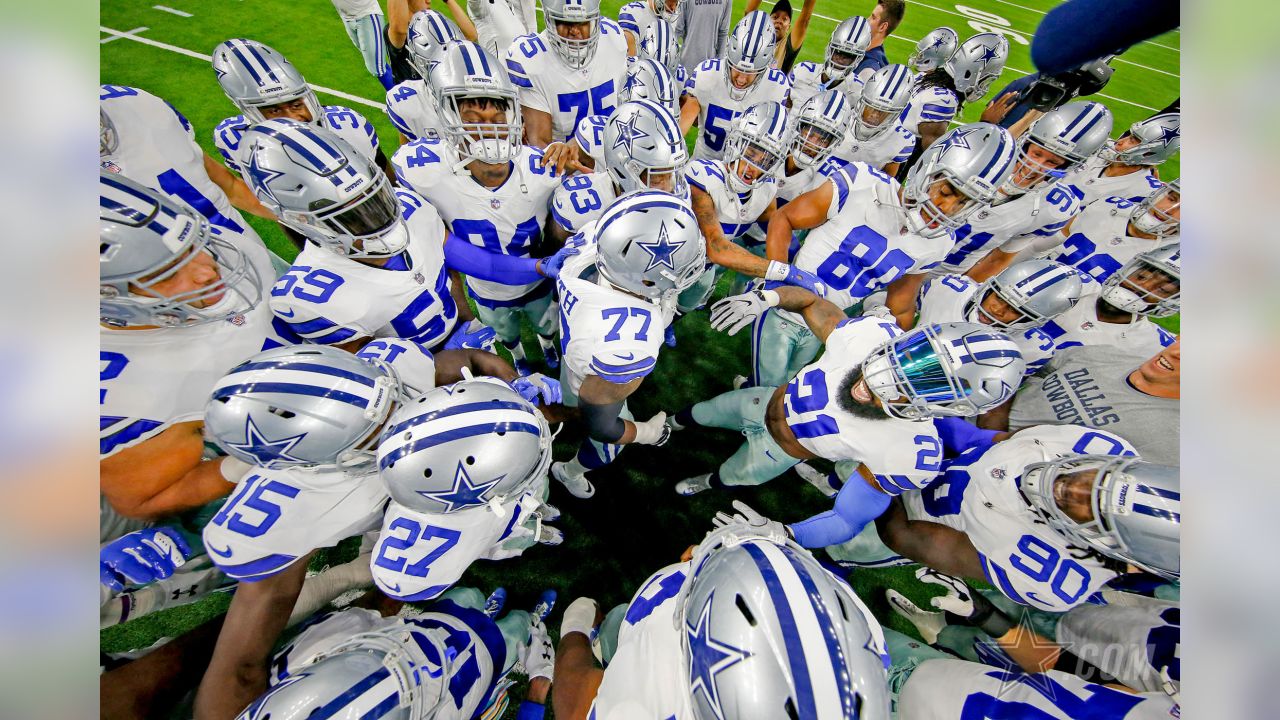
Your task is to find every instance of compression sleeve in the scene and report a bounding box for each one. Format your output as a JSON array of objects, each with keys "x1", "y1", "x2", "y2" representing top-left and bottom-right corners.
[
  {"x1": 789, "y1": 474, "x2": 892, "y2": 548},
  {"x1": 933, "y1": 417, "x2": 1000, "y2": 456},
  {"x1": 581, "y1": 398, "x2": 628, "y2": 444},
  {"x1": 443, "y1": 233, "x2": 544, "y2": 284}
]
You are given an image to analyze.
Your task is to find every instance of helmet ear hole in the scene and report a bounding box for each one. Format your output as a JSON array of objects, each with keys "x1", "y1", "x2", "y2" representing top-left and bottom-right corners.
[
  {"x1": 423, "y1": 467, "x2": 432, "y2": 478},
  {"x1": 784, "y1": 698, "x2": 800, "y2": 720}
]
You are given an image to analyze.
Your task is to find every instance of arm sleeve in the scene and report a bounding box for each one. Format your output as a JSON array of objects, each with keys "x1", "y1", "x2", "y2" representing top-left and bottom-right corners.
[
  {"x1": 1031, "y1": 0, "x2": 1178, "y2": 74},
  {"x1": 443, "y1": 233, "x2": 544, "y2": 283},
  {"x1": 932, "y1": 417, "x2": 1000, "y2": 455},
  {"x1": 581, "y1": 398, "x2": 628, "y2": 443},
  {"x1": 789, "y1": 474, "x2": 892, "y2": 548}
]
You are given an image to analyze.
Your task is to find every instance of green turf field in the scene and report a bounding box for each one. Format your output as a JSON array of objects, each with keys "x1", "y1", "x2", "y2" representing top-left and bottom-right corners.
[{"x1": 99, "y1": 0, "x2": 1181, "y2": 700}]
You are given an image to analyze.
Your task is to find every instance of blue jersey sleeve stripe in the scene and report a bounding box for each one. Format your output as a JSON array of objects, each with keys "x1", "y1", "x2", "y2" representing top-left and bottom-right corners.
[
  {"x1": 594, "y1": 367, "x2": 655, "y2": 384},
  {"x1": 383, "y1": 583, "x2": 451, "y2": 602},
  {"x1": 591, "y1": 356, "x2": 657, "y2": 375},
  {"x1": 308, "y1": 327, "x2": 360, "y2": 345},
  {"x1": 550, "y1": 202, "x2": 575, "y2": 232},
  {"x1": 385, "y1": 105, "x2": 414, "y2": 137},
  {"x1": 873, "y1": 473, "x2": 917, "y2": 495},
  {"x1": 789, "y1": 415, "x2": 839, "y2": 439},
  {"x1": 100, "y1": 417, "x2": 164, "y2": 456},
  {"x1": 830, "y1": 168, "x2": 852, "y2": 210},
  {"x1": 216, "y1": 552, "x2": 299, "y2": 581},
  {"x1": 283, "y1": 315, "x2": 337, "y2": 334}
]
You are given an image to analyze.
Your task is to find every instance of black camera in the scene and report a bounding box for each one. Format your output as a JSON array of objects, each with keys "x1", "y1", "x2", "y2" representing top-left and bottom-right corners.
[{"x1": 1021, "y1": 56, "x2": 1116, "y2": 111}]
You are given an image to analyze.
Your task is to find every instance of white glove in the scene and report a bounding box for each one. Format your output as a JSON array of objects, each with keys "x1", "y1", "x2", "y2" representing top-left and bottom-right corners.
[
  {"x1": 712, "y1": 500, "x2": 791, "y2": 545},
  {"x1": 709, "y1": 289, "x2": 780, "y2": 336},
  {"x1": 521, "y1": 621, "x2": 555, "y2": 681},
  {"x1": 631, "y1": 412, "x2": 672, "y2": 446},
  {"x1": 560, "y1": 596, "x2": 600, "y2": 639},
  {"x1": 915, "y1": 567, "x2": 975, "y2": 617}
]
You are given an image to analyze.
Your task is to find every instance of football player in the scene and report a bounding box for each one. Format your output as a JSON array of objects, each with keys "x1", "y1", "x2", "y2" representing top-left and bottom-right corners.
[
  {"x1": 618, "y1": 0, "x2": 680, "y2": 54},
  {"x1": 1033, "y1": 242, "x2": 1179, "y2": 359},
  {"x1": 195, "y1": 342, "x2": 555, "y2": 718},
  {"x1": 681, "y1": 11, "x2": 792, "y2": 161},
  {"x1": 907, "y1": 26, "x2": 958, "y2": 74},
  {"x1": 210, "y1": 39, "x2": 387, "y2": 178},
  {"x1": 241, "y1": 119, "x2": 481, "y2": 353},
  {"x1": 549, "y1": 192, "x2": 706, "y2": 498},
  {"x1": 825, "y1": 63, "x2": 916, "y2": 178},
  {"x1": 900, "y1": 33, "x2": 1008, "y2": 152},
  {"x1": 939, "y1": 102, "x2": 1114, "y2": 282},
  {"x1": 229, "y1": 588, "x2": 557, "y2": 720},
  {"x1": 913, "y1": 259, "x2": 1084, "y2": 375},
  {"x1": 504, "y1": 0, "x2": 628, "y2": 147},
  {"x1": 384, "y1": 10, "x2": 463, "y2": 144},
  {"x1": 1063, "y1": 112, "x2": 1179, "y2": 206},
  {"x1": 99, "y1": 173, "x2": 285, "y2": 531},
  {"x1": 100, "y1": 85, "x2": 273, "y2": 248},
  {"x1": 551, "y1": 511, "x2": 891, "y2": 719},
  {"x1": 788, "y1": 16, "x2": 871, "y2": 110},
  {"x1": 877, "y1": 424, "x2": 1180, "y2": 612},
  {"x1": 563, "y1": 58, "x2": 682, "y2": 174},
  {"x1": 671, "y1": 286, "x2": 1023, "y2": 506},
  {"x1": 395, "y1": 42, "x2": 570, "y2": 373},
  {"x1": 369, "y1": 376, "x2": 564, "y2": 602},
  {"x1": 756, "y1": 123, "x2": 1016, "y2": 386},
  {"x1": 637, "y1": 18, "x2": 687, "y2": 90},
  {"x1": 1036, "y1": 178, "x2": 1180, "y2": 288}
]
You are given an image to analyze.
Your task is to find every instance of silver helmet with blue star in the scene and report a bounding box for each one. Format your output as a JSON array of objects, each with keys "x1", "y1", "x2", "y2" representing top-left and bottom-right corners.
[
  {"x1": 1099, "y1": 112, "x2": 1180, "y2": 166},
  {"x1": 603, "y1": 99, "x2": 688, "y2": 196},
  {"x1": 909, "y1": 26, "x2": 958, "y2": 73},
  {"x1": 206, "y1": 345, "x2": 407, "y2": 470},
  {"x1": 822, "y1": 16, "x2": 872, "y2": 84},
  {"x1": 619, "y1": 58, "x2": 681, "y2": 118},
  {"x1": 211, "y1": 38, "x2": 323, "y2": 126},
  {"x1": 901, "y1": 122, "x2": 1016, "y2": 238},
  {"x1": 376, "y1": 376, "x2": 552, "y2": 514},
  {"x1": 593, "y1": 189, "x2": 706, "y2": 300},
  {"x1": 724, "y1": 101, "x2": 792, "y2": 193},
  {"x1": 406, "y1": 10, "x2": 463, "y2": 81},
  {"x1": 672, "y1": 523, "x2": 891, "y2": 719},
  {"x1": 945, "y1": 32, "x2": 1009, "y2": 103}
]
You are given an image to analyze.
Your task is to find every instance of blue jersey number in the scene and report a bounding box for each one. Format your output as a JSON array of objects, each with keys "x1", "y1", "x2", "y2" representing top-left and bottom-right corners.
[
  {"x1": 557, "y1": 81, "x2": 615, "y2": 141},
  {"x1": 403, "y1": 142, "x2": 440, "y2": 168},
  {"x1": 943, "y1": 224, "x2": 995, "y2": 268},
  {"x1": 156, "y1": 169, "x2": 246, "y2": 234},
  {"x1": 357, "y1": 339, "x2": 407, "y2": 364},
  {"x1": 1054, "y1": 233, "x2": 1122, "y2": 284},
  {"x1": 785, "y1": 368, "x2": 839, "y2": 438},
  {"x1": 452, "y1": 216, "x2": 542, "y2": 257},
  {"x1": 272, "y1": 266, "x2": 346, "y2": 303},
  {"x1": 703, "y1": 104, "x2": 739, "y2": 152},
  {"x1": 563, "y1": 174, "x2": 603, "y2": 215},
  {"x1": 1008, "y1": 535, "x2": 1092, "y2": 606},
  {"x1": 211, "y1": 477, "x2": 300, "y2": 538},
  {"x1": 374, "y1": 517, "x2": 462, "y2": 577},
  {"x1": 601, "y1": 307, "x2": 652, "y2": 341},
  {"x1": 960, "y1": 670, "x2": 1144, "y2": 719},
  {"x1": 625, "y1": 570, "x2": 686, "y2": 625},
  {"x1": 815, "y1": 225, "x2": 915, "y2": 298},
  {"x1": 389, "y1": 273, "x2": 458, "y2": 346},
  {"x1": 913, "y1": 434, "x2": 942, "y2": 471},
  {"x1": 100, "y1": 351, "x2": 129, "y2": 404}
]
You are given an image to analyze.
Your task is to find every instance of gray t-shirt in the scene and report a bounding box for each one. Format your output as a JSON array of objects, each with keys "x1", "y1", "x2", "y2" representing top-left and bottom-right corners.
[
  {"x1": 1010, "y1": 345, "x2": 1179, "y2": 465},
  {"x1": 675, "y1": 0, "x2": 732, "y2": 70}
]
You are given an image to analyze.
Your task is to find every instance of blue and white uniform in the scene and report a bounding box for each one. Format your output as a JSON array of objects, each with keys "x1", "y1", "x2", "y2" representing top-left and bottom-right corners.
[
  {"x1": 685, "y1": 59, "x2": 791, "y2": 160},
  {"x1": 504, "y1": 23, "x2": 628, "y2": 143},
  {"x1": 899, "y1": 85, "x2": 959, "y2": 136},
  {"x1": 618, "y1": 1, "x2": 662, "y2": 45},
  {"x1": 934, "y1": 181, "x2": 1085, "y2": 275},
  {"x1": 214, "y1": 106, "x2": 380, "y2": 174},
  {"x1": 789, "y1": 61, "x2": 863, "y2": 112},
  {"x1": 783, "y1": 318, "x2": 943, "y2": 493},
  {"x1": 1057, "y1": 597, "x2": 1180, "y2": 694},
  {"x1": 269, "y1": 188, "x2": 459, "y2": 350},
  {"x1": 574, "y1": 113, "x2": 611, "y2": 168},
  {"x1": 904, "y1": 424, "x2": 1135, "y2": 611},
  {"x1": 384, "y1": 80, "x2": 444, "y2": 141},
  {"x1": 826, "y1": 121, "x2": 916, "y2": 174},
  {"x1": 100, "y1": 85, "x2": 262, "y2": 249},
  {"x1": 1035, "y1": 284, "x2": 1176, "y2": 360},
  {"x1": 550, "y1": 171, "x2": 619, "y2": 233},
  {"x1": 897, "y1": 659, "x2": 1179, "y2": 720},
  {"x1": 1039, "y1": 195, "x2": 1177, "y2": 288},
  {"x1": 686, "y1": 158, "x2": 777, "y2": 246},
  {"x1": 1063, "y1": 153, "x2": 1165, "y2": 207},
  {"x1": 914, "y1": 274, "x2": 1060, "y2": 375},
  {"x1": 202, "y1": 341, "x2": 437, "y2": 582}
]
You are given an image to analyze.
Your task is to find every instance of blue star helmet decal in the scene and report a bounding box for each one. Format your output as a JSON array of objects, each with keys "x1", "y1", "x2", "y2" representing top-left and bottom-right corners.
[
  {"x1": 686, "y1": 590, "x2": 753, "y2": 720},
  {"x1": 624, "y1": 70, "x2": 645, "y2": 96},
  {"x1": 978, "y1": 45, "x2": 999, "y2": 63},
  {"x1": 227, "y1": 415, "x2": 309, "y2": 467},
  {"x1": 417, "y1": 461, "x2": 503, "y2": 512},
  {"x1": 612, "y1": 113, "x2": 651, "y2": 154},
  {"x1": 1157, "y1": 124, "x2": 1179, "y2": 146},
  {"x1": 936, "y1": 126, "x2": 977, "y2": 161},
  {"x1": 636, "y1": 221, "x2": 685, "y2": 272},
  {"x1": 931, "y1": 35, "x2": 948, "y2": 49},
  {"x1": 244, "y1": 148, "x2": 286, "y2": 206}
]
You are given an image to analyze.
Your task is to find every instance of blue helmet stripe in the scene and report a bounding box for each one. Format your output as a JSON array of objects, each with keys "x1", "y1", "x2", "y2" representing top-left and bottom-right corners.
[
  {"x1": 252, "y1": 123, "x2": 344, "y2": 170},
  {"x1": 242, "y1": 41, "x2": 281, "y2": 83},
  {"x1": 476, "y1": 44, "x2": 492, "y2": 75},
  {"x1": 742, "y1": 543, "x2": 816, "y2": 718},
  {"x1": 783, "y1": 550, "x2": 858, "y2": 717},
  {"x1": 381, "y1": 399, "x2": 533, "y2": 438},
  {"x1": 228, "y1": 360, "x2": 378, "y2": 387},
  {"x1": 977, "y1": 134, "x2": 1013, "y2": 180},
  {"x1": 1013, "y1": 264, "x2": 1065, "y2": 295},
  {"x1": 884, "y1": 65, "x2": 908, "y2": 99},
  {"x1": 1137, "y1": 483, "x2": 1181, "y2": 500},
  {"x1": 953, "y1": 333, "x2": 1007, "y2": 345},
  {"x1": 378, "y1": 422, "x2": 541, "y2": 469},
  {"x1": 307, "y1": 667, "x2": 394, "y2": 719},
  {"x1": 596, "y1": 196, "x2": 695, "y2": 238},
  {"x1": 1132, "y1": 504, "x2": 1181, "y2": 522},
  {"x1": 227, "y1": 41, "x2": 264, "y2": 85},
  {"x1": 1062, "y1": 105, "x2": 1104, "y2": 142},
  {"x1": 460, "y1": 44, "x2": 476, "y2": 74},
  {"x1": 211, "y1": 382, "x2": 370, "y2": 408}
]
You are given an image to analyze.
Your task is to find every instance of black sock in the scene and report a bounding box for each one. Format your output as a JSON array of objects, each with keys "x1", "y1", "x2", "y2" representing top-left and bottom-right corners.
[
  {"x1": 708, "y1": 471, "x2": 726, "y2": 490},
  {"x1": 674, "y1": 407, "x2": 698, "y2": 428}
]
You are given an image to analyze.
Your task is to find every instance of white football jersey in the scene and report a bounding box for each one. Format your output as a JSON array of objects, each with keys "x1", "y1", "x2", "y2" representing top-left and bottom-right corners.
[
  {"x1": 550, "y1": 171, "x2": 619, "y2": 233},
  {"x1": 590, "y1": 562, "x2": 696, "y2": 718},
  {"x1": 99, "y1": 240, "x2": 288, "y2": 458},
  {"x1": 1039, "y1": 196, "x2": 1175, "y2": 287},
  {"x1": 686, "y1": 158, "x2": 778, "y2": 244},
  {"x1": 556, "y1": 239, "x2": 674, "y2": 395},
  {"x1": 933, "y1": 181, "x2": 1086, "y2": 275},
  {"x1": 1057, "y1": 597, "x2": 1180, "y2": 693},
  {"x1": 788, "y1": 61, "x2": 863, "y2": 112},
  {"x1": 781, "y1": 317, "x2": 943, "y2": 492},
  {"x1": 906, "y1": 424, "x2": 1134, "y2": 611},
  {"x1": 618, "y1": 1, "x2": 660, "y2": 43},
  {"x1": 471, "y1": 0, "x2": 536, "y2": 58},
  {"x1": 203, "y1": 466, "x2": 386, "y2": 581},
  {"x1": 394, "y1": 139, "x2": 561, "y2": 303},
  {"x1": 738, "y1": 162, "x2": 832, "y2": 246},
  {"x1": 685, "y1": 59, "x2": 791, "y2": 160},
  {"x1": 505, "y1": 24, "x2": 629, "y2": 142},
  {"x1": 270, "y1": 189, "x2": 459, "y2": 350},
  {"x1": 899, "y1": 85, "x2": 959, "y2": 135},
  {"x1": 914, "y1": 274, "x2": 1059, "y2": 375},
  {"x1": 574, "y1": 113, "x2": 610, "y2": 168},
  {"x1": 385, "y1": 80, "x2": 444, "y2": 141},
  {"x1": 213, "y1": 106, "x2": 380, "y2": 175},
  {"x1": 825, "y1": 122, "x2": 915, "y2": 174},
  {"x1": 100, "y1": 85, "x2": 261, "y2": 248},
  {"x1": 780, "y1": 162, "x2": 951, "y2": 321},
  {"x1": 1063, "y1": 154, "x2": 1165, "y2": 207},
  {"x1": 897, "y1": 659, "x2": 1179, "y2": 720},
  {"x1": 1035, "y1": 284, "x2": 1176, "y2": 359},
  {"x1": 272, "y1": 606, "x2": 507, "y2": 720},
  {"x1": 371, "y1": 493, "x2": 542, "y2": 602}
]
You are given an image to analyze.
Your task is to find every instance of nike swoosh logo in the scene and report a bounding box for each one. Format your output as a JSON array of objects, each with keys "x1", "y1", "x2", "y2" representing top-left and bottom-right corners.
[
  {"x1": 1024, "y1": 590, "x2": 1047, "y2": 605},
  {"x1": 207, "y1": 543, "x2": 234, "y2": 558},
  {"x1": 384, "y1": 581, "x2": 400, "y2": 593},
  {"x1": 277, "y1": 309, "x2": 296, "y2": 319},
  {"x1": 616, "y1": 352, "x2": 635, "y2": 360}
]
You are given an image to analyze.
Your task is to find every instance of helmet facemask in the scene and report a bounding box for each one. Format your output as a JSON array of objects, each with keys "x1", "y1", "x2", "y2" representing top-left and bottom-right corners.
[
  {"x1": 544, "y1": 8, "x2": 600, "y2": 69},
  {"x1": 441, "y1": 91, "x2": 523, "y2": 166},
  {"x1": 998, "y1": 136, "x2": 1068, "y2": 198},
  {"x1": 851, "y1": 100, "x2": 895, "y2": 142},
  {"x1": 861, "y1": 327, "x2": 974, "y2": 420},
  {"x1": 724, "y1": 64, "x2": 765, "y2": 102},
  {"x1": 283, "y1": 172, "x2": 409, "y2": 258},
  {"x1": 1128, "y1": 183, "x2": 1180, "y2": 239},
  {"x1": 901, "y1": 174, "x2": 982, "y2": 238},
  {"x1": 822, "y1": 45, "x2": 864, "y2": 84},
  {"x1": 727, "y1": 140, "x2": 783, "y2": 193},
  {"x1": 100, "y1": 108, "x2": 119, "y2": 156},
  {"x1": 1100, "y1": 254, "x2": 1180, "y2": 318}
]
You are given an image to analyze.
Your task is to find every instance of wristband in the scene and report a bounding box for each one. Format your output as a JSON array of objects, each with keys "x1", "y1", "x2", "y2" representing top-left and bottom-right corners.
[
  {"x1": 560, "y1": 597, "x2": 599, "y2": 639},
  {"x1": 764, "y1": 260, "x2": 791, "y2": 283},
  {"x1": 759, "y1": 288, "x2": 781, "y2": 307},
  {"x1": 516, "y1": 700, "x2": 546, "y2": 720}
]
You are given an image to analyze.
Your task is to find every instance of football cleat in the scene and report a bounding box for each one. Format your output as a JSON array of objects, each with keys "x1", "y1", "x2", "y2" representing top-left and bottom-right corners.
[
  {"x1": 484, "y1": 587, "x2": 508, "y2": 618},
  {"x1": 675, "y1": 473, "x2": 713, "y2": 496},
  {"x1": 552, "y1": 461, "x2": 595, "y2": 499}
]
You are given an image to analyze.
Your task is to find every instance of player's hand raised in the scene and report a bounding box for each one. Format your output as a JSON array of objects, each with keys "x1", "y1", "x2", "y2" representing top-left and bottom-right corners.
[{"x1": 710, "y1": 289, "x2": 779, "y2": 336}]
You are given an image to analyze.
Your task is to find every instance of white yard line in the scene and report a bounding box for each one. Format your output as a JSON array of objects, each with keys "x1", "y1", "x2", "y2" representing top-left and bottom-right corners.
[
  {"x1": 153, "y1": 5, "x2": 193, "y2": 17},
  {"x1": 100, "y1": 26, "x2": 148, "y2": 44}
]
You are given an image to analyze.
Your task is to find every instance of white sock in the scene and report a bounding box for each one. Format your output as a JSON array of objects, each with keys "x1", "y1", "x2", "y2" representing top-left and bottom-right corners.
[
  {"x1": 560, "y1": 456, "x2": 589, "y2": 479},
  {"x1": 287, "y1": 554, "x2": 374, "y2": 627},
  {"x1": 504, "y1": 339, "x2": 527, "y2": 363}
]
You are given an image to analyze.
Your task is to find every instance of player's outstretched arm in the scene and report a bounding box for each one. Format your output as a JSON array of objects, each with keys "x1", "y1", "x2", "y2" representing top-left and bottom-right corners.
[
  {"x1": 774, "y1": 286, "x2": 846, "y2": 342},
  {"x1": 875, "y1": 498, "x2": 988, "y2": 580},
  {"x1": 886, "y1": 272, "x2": 928, "y2": 329},
  {"x1": 552, "y1": 598, "x2": 605, "y2": 720},
  {"x1": 193, "y1": 553, "x2": 313, "y2": 720},
  {"x1": 524, "y1": 107, "x2": 554, "y2": 149},
  {"x1": 679, "y1": 96, "x2": 701, "y2": 136},
  {"x1": 692, "y1": 187, "x2": 769, "y2": 276},
  {"x1": 440, "y1": 0, "x2": 479, "y2": 41},
  {"x1": 765, "y1": 178, "x2": 832, "y2": 261},
  {"x1": 434, "y1": 348, "x2": 521, "y2": 384},
  {"x1": 965, "y1": 247, "x2": 1019, "y2": 283},
  {"x1": 101, "y1": 421, "x2": 247, "y2": 520}
]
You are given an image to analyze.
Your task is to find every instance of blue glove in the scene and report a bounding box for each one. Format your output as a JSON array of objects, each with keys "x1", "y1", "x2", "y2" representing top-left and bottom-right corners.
[
  {"x1": 664, "y1": 324, "x2": 677, "y2": 348},
  {"x1": 932, "y1": 417, "x2": 1000, "y2": 455},
  {"x1": 100, "y1": 527, "x2": 191, "y2": 592},
  {"x1": 538, "y1": 245, "x2": 580, "y2": 279},
  {"x1": 782, "y1": 266, "x2": 829, "y2": 298},
  {"x1": 511, "y1": 373, "x2": 562, "y2": 405},
  {"x1": 444, "y1": 320, "x2": 498, "y2": 352}
]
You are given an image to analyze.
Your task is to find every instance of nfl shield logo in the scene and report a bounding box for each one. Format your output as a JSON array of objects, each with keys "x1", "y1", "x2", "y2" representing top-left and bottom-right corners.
[
  {"x1": 413, "y1": 272, "x2": 425, "y2": 285},
  {"x1": 991, "y1": 467, "x2": 1005, "y2": 479},
  {"x1": 228, "y1": 314, "x2": 246, "y2": 326},
  {"x1": 101, "y1": 160, "x2": 122, "y2": 174},
  {"x1": 490, "y1": 198, "x2": 502, "y2": 210}
]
